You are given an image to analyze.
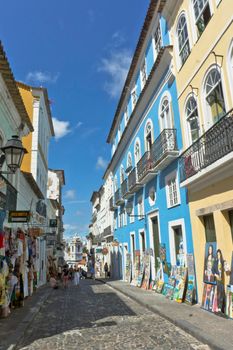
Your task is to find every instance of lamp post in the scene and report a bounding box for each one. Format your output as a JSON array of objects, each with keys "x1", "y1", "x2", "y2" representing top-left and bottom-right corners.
[{"x1": 0, "y1": 135, "x2": 27, "y2": 174}]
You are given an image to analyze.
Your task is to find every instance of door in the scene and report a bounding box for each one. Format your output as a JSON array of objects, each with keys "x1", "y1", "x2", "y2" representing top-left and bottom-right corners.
[{"x1": 152, "y1": 217, "x2": 160, "y2": 272}]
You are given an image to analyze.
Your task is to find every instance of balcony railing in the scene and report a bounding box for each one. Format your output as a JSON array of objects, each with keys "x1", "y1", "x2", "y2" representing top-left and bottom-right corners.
[
  {"x1": 137, "y1": 151, "x2": 157, "y2": 183},
  {"x1": 151, "y1": 129, "x2": 178, "y2": 169},
  {"x1": 121, "y1": 178, "x2": 133, "y2": 199},
  {"x1": 179, "y1": 109, "x2": 233, "y2": 183},
  {"x1": 115, "y1": 188, "x2": 124, "y2": 206},
  {"x1": 137, "y1": 129, "x2": 178, "y2": 184},
  {"x1": 128, "y1": 167, "x2": 143, "y2": 193},
  {"x1": 109, "y1": 196, "x2": 117, "y2": 211}
]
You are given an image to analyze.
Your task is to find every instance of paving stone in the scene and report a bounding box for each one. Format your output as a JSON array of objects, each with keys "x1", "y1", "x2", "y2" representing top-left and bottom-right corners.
[{"x1": 15, "y1": 279, "x2": 208, "y2": 350}]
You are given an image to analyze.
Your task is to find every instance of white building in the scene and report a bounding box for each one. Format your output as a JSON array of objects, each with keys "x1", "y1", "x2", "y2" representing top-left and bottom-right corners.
[{"x1": 64, "y1": 236, "x2": 83, "y2": 267}]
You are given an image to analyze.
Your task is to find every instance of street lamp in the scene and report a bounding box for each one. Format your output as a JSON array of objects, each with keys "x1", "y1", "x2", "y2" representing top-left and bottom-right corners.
[{"x1": 0, "y1": 135, "x2": 27, "y2": 174}]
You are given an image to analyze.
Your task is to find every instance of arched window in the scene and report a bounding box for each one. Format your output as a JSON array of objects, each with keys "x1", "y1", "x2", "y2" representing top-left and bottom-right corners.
[
  {"x1": 160, "y1": 97, "x2": 173, "y2": 130},
  {"x1": 134, "y1": 141, "x2": 141, "y2": 165},
  {"x1": 114, "y1": 176, "x2": 118, "y2": 192},
  {"x1": 127, "y1": 153, "x2": 132, "y2": 169},
  {"x1": 192, "y1": 0, "x2": 211, "y2": 37},
  {"x1": 120, "y1": 166, "x2": 125, "y2": 184},
  {"x1": 205, "y1": 68, "x2": 226, "y2": 125},
  {"x1": 185, "y1": 96, "x2": 200, "y2": 143},
  {"x1": 145, "y1": 121, "x2": 153, "y2": 151},
  {"x1": 177, "y1": 14, "x2": 190, "y2": 65}
]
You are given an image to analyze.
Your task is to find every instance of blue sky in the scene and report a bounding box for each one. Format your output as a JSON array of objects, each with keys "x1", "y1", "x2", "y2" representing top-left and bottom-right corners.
[{"x1": 1, "y1": 0, "x2": 148, "y2": 239}]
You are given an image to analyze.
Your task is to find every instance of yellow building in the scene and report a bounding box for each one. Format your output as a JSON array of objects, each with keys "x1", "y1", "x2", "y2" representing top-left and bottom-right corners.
[{"x1": 165, "y1": 0, "x2": 233, "y2": 302}]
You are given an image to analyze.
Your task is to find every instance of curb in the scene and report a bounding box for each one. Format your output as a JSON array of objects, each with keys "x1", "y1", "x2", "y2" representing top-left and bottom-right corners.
[
  {"x1": 6, "y1": 287, "x2": 52, "y2": 350},
  {"x1": 101, "y1": 280, "x2": 225, "y2": 350}
]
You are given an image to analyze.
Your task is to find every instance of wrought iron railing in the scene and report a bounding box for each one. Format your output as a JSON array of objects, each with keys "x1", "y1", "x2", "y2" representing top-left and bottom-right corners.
[
  {"x1": 151, "y1": 129, "x2": 178, "y2": 168},
  {"x1": 179, "y1": 109, "x2": 233, "y2": 182},
  {"x1": 109, "y1": 196, "x2": 114, "y2": 209},
  {"x1": 128, "y1": 167, "x2": 137, "y2": 191},
  {"x1": 121, "y1": 178, "x2": 128, "y2": 197},
  {"x1": 137, "y1": 151, "x2": 153, "y2": 182}
]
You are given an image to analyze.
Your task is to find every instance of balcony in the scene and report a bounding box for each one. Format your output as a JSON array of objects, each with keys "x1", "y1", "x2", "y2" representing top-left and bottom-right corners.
[
  {"x1": 179, "y1": 109, "x2": 233, "y2": 186},
  {"x1": 115, "y1": 188, "x2": 125, "y2": 206},
  {"x1": 121, "y1": 178, "x2": 133, "y2": 199},
  {"x1": 128, "y1": 167, "x2": 143, "y2": 193},
  {"x1": 92, "y1": 211, "x2": 97, "y2": 223},
  {"x1": 151, "y1": 129, "x2": 179, "y2": 171},
  {"x1": 109, "y1": 196, "x2": 117, "y2": 211},
  {"x1": 137, "y1": 151, "x2": 158, "y2": 184}
]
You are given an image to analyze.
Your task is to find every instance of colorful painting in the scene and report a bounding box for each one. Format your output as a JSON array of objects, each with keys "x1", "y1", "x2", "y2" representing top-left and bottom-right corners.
[
  {"x1": 173, "y1": 268, "x2": 187, "y2": 303},
  {"x1": 225, "y1": 285, "x2": 233, "y2": 319},
  {"x1": 159, "y1": 243, "x2": 166, "y2": 263},
  {"x1": 185, "y1": 275, "x2": 195, "y2": 305},
  {"x1": 141, "y1": 251, "x2": 150, "y2": 290},
  {"x1": 203, "y1": 242, "x2": 217, "y2": 284},
  {"x1": 137, "y1": 253, "x2": 144, "y2": 288},
  {"x1": 131, "y1": 251, "x2": 140, "y2": 286},
  {"x1": 162, "y1": 283, "x2": 174, "y2": 299},
  {"x1": 201, "y1": 283, "x2": 216, "y2": 312},
  {"x1": 230, "y1": 253, "x2": 233, "y2": 286},
  {"x1": 125, "y1": 253, "x2": 131, "y2": 283}
]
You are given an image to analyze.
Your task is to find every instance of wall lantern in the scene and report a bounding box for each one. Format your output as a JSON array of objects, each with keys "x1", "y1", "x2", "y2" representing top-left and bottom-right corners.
[{"x1": 0, "y1": 135, "x2": 27, "y2": 174}]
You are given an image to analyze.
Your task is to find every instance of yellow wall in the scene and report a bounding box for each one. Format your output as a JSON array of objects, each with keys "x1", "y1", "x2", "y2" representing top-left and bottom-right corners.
[
  {"x1": 168, "y1": 0, "x2": 233, "y2": 302},
  {"x1": 189, "y1": 177, "x2": 233, "y2": 300},
  {"x1": 18, "y1": 84, "x2": 34, "y2": 173}
]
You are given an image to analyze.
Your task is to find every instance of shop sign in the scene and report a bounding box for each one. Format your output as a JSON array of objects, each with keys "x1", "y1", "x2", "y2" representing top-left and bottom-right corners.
[
  {"x1": 49, "y1": 219, "x2": 57, "y2": 227},
  {"x1": 8, "y1": 210, "x2": 31, "y2": 223}
]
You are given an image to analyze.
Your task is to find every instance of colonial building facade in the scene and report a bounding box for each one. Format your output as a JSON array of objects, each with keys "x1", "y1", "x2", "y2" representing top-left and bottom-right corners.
[{"x1": 104, "y1": 0, "x2": 194, "y2": 284}]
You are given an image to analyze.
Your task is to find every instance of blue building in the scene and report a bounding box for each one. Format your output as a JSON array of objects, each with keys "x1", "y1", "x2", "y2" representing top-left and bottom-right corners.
[{"x1": 105, "y1": 0, "x2": 194, "y2": 282}]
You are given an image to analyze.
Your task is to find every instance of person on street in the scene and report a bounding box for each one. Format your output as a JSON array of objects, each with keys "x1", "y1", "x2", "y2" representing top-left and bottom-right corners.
[
  {"x1": 73, "y1": 268, "x2": 80, "y2": 287},
  {"x1": 104, "y1": 262, "x2": 109, "y2": 279},
  {"x1": 62, "y1": 266, "x2": 69, "y2": 288},
  {"x1": 50, "y1": 274, "x2": 58, "y2": 289},
  {"x1": 90, "y1": 265, "x2": 95, "y2": 280}
]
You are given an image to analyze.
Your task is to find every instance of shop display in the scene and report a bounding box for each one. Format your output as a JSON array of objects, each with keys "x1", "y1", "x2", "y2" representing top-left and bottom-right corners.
[
  {"x1": 125, "y1": 253, "x2": 131, "y2": 283},
  {"x1": 137, "y1": 252, "x2": 144, "y2": 287},
  {"x1": 185, "y1": 254, "x2": 196, "y2": 305},
  {"x1": 173, "y1": 267, "x2": 187, "y2": 303},
  {"x1": 131, "y1": 251, "x2": 140, "y2": 286},
  {"x1": 203, "y1": 242, "x2": 217, "y2": 284}
]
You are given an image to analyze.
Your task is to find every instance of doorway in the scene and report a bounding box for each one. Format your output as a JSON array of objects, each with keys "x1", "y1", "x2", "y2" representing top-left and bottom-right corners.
[{"x1": 152, "y1": 217, "x2": 160, "y2": 271}]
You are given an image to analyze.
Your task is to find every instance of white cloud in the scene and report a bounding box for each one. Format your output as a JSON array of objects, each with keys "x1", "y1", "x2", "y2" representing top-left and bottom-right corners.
[
  {"x1": 26, "y1": 71, "x2": 60, "y2": 84},
  {"x1": 96, "y1": 156, "x2": 108, "y2": 170},
  {"x1": 64, "y1": 189, "x2": 76, "y2": 200},
  {"x1": 52, "y1": 118, "x2": 71, "y2": 140},
  {"x1": 76, "y1": 210, "x2": 83, "y2": 216},
  {"x1": 64, "y1": 224, "x2": 78, "y2": 231},
  {"x1": 75, "y1": 121, "x2": 83, "y2": 129},
  {"x1": 98, "y1": 49, "x2": 132, "y2": 98}
]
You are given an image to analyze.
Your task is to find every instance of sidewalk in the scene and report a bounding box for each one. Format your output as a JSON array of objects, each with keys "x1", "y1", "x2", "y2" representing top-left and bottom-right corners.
[
  {"x1": 97, "y1": 278, "x2": 233, "y2": 350},
  {"x1": 0, "y1": 284, "x2": 52, "y2": 350}
]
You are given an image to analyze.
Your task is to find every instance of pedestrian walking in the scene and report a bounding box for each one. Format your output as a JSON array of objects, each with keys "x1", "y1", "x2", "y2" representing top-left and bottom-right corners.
[
  {"x1": 62, "y1": 266, "x2": 69, "y2": 288},
  {"x1": 90, "y1": 265, "x2": 95, "y2": 280},
  {"x1": 104, "y1": 262, "x2": 109, "y2": 279},
  {"x1": 73, "y1": 268, "x2": 80, "y2": 287}
]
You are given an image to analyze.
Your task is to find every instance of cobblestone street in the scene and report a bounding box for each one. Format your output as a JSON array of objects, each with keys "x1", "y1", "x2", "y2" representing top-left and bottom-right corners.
[{"x1": 15, "y1": 279, "x2": 209, "y2": 350}]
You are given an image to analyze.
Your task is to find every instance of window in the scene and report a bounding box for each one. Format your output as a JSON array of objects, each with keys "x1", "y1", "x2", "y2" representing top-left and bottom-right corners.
[
  {"x1": 165, "y1": 171, "x2": 180, "y2": 208},
  {"x1": 119, "y1": 206, "x2": 126, "y2": 227},
  {"x1": 120, "y1": 166, "x2": 125, "y2": 184},
  {"x1": 124, "y1": 107, "x2": 129, "y2": 126},
  {"x1": 177, "y1": 14, "x2": 190, "y2": 65},
  {"x1": 205, "y1": 68, "x2": 226, "y2": 125},
  {"x1": 149, "y1": 186, "x2": 156, "y2": 206},
  {"x1": 160, "y1": 97, "x2": 173, "y2": 130},
  {"x1": 185, "y1": 96, "x2": 200, "y2": 143},
  {"x1": 139, "y1": 231, "x2": 146, "y2": 254},
  {"x1": 193, "y1": 0, "x2": 211, "y2": 36},
  {"x1": 114, "y1": 212, "x2": 117, "y2": 230},
  {"x1": 114, "y1": 176, "x2": 118, "y2": 192},
  {"x1": 131, "y1": 86, "x2": 137, "y2": 110},
  {"x1": 153, "y1": 24, "x2": 162, "y2": 61},
  {"x1": 134, "y1": 141, "x2": 141, "y2": 165},
  {"x1": 118, "y1": 124, "x2": 121, "y2": 141},
  {"x1": 141, "y1": 59, "x2": 147, "y2": 89},
  {"x1": 137, "y1": 196, "x2": 144, "y2": 219},
  {"x1": 127, "y1": 153, "x2": 132, "y2": 169},
  {"x1": 126, "y1": 200, "x2": 134, "y2": 224},
  {"x1": 145, "y1": 121, "x2": 153, "y2": 151},
  {"x1": 203, "y1": 214, "x2": 216, "y2": 242},
  {"x1": 173, "y1": 226, "x2": 183, "y2": 258}
]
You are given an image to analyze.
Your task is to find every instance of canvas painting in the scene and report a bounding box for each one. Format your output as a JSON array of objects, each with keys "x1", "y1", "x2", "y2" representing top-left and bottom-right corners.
[
  {"x1": 230, "y1": 253, "x2": 233, "y2": 286},
  {"x1": 173, "y1": 268, "x2": 187, "y2": 303},
  {"x1": 225, "y1": 285, "x2": 233, "y2": 319},
  {"x1": 185, "y1": 275, "x2": 195, "y2": 305},
  {"x1": 162, "y1": 283, "x2": 174, "y2": 299},
  {"x1": 131, "y1": 250, "x2": 140, "y2": 286},
  {"x1": 141, "y1": 252, "x2": 150, "y2": 289},
  {"x1": 201, "y1": 283, "x2": 216, "y2": 312},
  {"x1": 125, "y1": 253, "x2": 131, "y2": 283},
  {"x1": 186, "y1": 253, "x2": 195, "y2": 275},
  {"x1": 203, "y1": 242, "x2": 217, "y2": 284}
]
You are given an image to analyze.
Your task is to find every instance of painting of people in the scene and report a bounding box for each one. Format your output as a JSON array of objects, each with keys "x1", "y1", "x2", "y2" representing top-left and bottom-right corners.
[{"x1": 203, "y1": 242, "x2": 217, "y2": 284}]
